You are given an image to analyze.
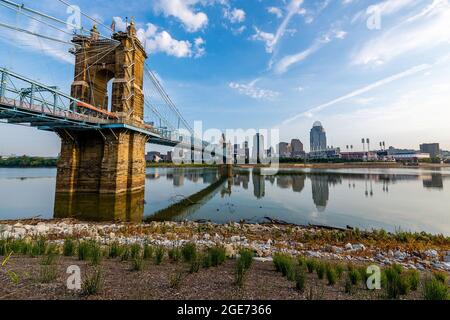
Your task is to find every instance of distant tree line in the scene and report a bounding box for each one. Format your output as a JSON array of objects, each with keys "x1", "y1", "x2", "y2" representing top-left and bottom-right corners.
[{"x1": 0, "y1": 156, "x2": 58, "y2": 167}]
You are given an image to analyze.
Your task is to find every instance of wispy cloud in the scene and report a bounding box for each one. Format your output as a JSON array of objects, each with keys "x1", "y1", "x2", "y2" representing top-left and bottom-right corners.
[
  {"x1": 274, "y1": 28, "x2": 347, "y2": 74},
  {"x1": 281, "y1": 63, "x2": 432, "y2": 124},
  {"x1": 352, "y1": 0, "x2": 450, "y2": 66},
  {"x1": 229, "y1": 79, "x2": 280, "y2": 100},
  {"x1": 251, "y1": 0, "x2": 304, "y2": 54}
]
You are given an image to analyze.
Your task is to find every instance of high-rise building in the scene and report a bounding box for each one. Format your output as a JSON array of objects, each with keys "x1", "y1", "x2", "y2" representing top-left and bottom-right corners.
[
  {"x1": 420, "y1": 143, "x2": 440, "y2": 158},
  {"x1": 277, "y1": 142, "x2": 290, "y2": 158},
  {"x1": 290, "y1": 139, "x2": 304, "y2": 158},
  {"x1": 252, "y1": 133, "x2": 264, "y2": 164},
  {"x1": 310, "y1": 121, "x2": 327, "y2": 152}
]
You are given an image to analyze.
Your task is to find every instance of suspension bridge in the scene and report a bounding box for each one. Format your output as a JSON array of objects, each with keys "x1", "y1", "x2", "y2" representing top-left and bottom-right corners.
[{"x1": 0, "y1": 0, "x2": 229, "y2": 207}]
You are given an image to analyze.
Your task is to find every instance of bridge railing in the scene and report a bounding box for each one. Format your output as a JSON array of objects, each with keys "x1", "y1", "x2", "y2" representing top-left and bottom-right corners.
[{"x1": 0, "y1": 68, "x2": 118, "y2": 127}]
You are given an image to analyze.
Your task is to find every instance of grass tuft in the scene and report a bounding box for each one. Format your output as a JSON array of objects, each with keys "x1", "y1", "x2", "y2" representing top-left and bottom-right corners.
[
  {"x1": 154, "y1": 246, "x2": 165, "y2": 265},
  {"x1": 82, "y1": 268, "x2": 103, "y2": 296},
  {"x1": 63, "y1": 239, "x2": 75, "y2": 257},
  {"x1": 422, "y1": 277, "x2": 448, "y2": 300},
  {"x1": 181, "y1": 243, "x2": 197, "y2": 263}
]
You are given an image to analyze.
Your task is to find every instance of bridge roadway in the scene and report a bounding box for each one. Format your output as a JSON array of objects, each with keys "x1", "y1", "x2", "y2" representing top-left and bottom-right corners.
[{"x1": 0, "y1": 68, "x2": 209, "y2": 152}]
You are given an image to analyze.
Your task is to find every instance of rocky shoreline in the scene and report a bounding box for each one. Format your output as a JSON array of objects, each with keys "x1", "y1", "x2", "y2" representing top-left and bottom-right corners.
[{"x1": 1, "y1": 219, "x2": 449, "y2": 273}]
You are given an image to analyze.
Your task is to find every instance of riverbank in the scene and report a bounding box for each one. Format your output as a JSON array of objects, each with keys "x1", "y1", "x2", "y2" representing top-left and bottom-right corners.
[
  {"x1": 1, "y1": 219, "x2": 449, "y2": 271},
  {"x1": 1, "y1": 220, "x2": 448, "y2": 300}
]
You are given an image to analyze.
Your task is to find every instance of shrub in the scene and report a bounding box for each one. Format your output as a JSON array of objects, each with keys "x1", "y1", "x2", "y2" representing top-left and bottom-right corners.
[
  {"x1": 181, "y1": 243, "x2": 197, "y2": 263},
  {"x1": 235, "y1": 259, "x2": 247, "y2": 288},
  {"x1": 433, "y1": 272, "x2": 448, "y2": 284},
  {"x1": 132, "y1": 256, "x2": 144, "y2": 271},
  {"x1": 63, "y1": 239, "x2": 75, "y2": 256},
  {"x1": 90, "y1": 243, "x2": 102, "y2": 266},
  {"x1": 189, "y1": 257, "x2": 201, "y2": 273},
  {"x1": 82, "y1": 268, "x2": 103, "y2": 296},
  {"x1": 316, "y1": 262, "x2": 326, "y2": 280},
  {"x1": 154, "y1": 246, "x2": 165, "y2": 265},
  {"x1": 384, "y1": 266, "x2": 410, "y2": 299},
  {"x1": 326, "y1": 265, "x2": 337, "y2": 286},
  {"x1": 335, "y1": 264, "x2": 345, "y2": 279},
  {"x1": 295, "y1": 267, "x2": 307, "y2": 292},
  {"x1": 273, "y1": 254, "x2": 295, "y2": 280},
  {"x1": 348, "y1": 269, "x2": 360, "y2": 286},
  {"x1": 406, "y1": 270, "x2": 420, "y2": 291},
  {"x1": 202, "y1": 253, "x2": 212, "y2": 269},
  {"x1": 121, "y1": 247, "x2": 131, "y2": 261},
  {"x1": 130, "y1": 244, "x2": 141, "y2": 260},
  {"x1": 305, "y1": 259, "x2": 317, "y2": 274},
  {"x1": 344, "y1": 278, "x2": 353, "y2": 294},
  {"x1": 208, "y1": 246, "x2": 226, "y2": 267},
  {"x1": 143, "y1": 244, "x2": 154, "y2": 260},
  {"x1": 31, "y1": 238, "x2": 47, "y2": 257},
  {"x1": 108, "y1": 242, "x2": 122, "y2": 259},
  {"x1": 38, "y1": 265, "x2": 58, "y2": 283},
  {"x1": 45, "y1": 243, "x2": 59, "y2": 255},
  {"x1": 168, "y1": 247, "x2": 181, "y2": 262},
  {"x1": 422, "y1": 277, "x2": 448, "y2": 300},
  {"x1": 77, "y1": 241, "x2": 91, "y2": 261},
  {"x1": 239, "y1": 249, "x2": 254, "y2": 270},
  {"x1": 40, "y1": 253, "x2": 57, "y2": 266},
  {"x1": 169, "y1": 269, "x2": 184, "y2": 289}
]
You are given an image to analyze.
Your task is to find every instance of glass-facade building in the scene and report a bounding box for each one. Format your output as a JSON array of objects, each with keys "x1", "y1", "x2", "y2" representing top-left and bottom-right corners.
[{"x1": 310, "y1": 121, "x2": 327, "y2": 152}]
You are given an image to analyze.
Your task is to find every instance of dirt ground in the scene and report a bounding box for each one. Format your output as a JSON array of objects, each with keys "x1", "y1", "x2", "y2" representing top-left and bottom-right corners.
[{"x1": 0, "y1": 255, "x2": 425, "y2": 300}]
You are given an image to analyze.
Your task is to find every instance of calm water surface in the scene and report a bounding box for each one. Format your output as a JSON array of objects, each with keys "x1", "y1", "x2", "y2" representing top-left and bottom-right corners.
[{"x1": 0, "y1": 167, "x2": 449, "y2": 235}]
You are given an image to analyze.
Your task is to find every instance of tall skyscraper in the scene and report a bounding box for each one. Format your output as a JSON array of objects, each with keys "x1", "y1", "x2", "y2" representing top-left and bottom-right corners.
[
  {"x1": 310, "y1": 121, "x2": 327, "y2": 152},
  {"x1": 252, "y1": 133, "x2": 264, "y2": 164}
]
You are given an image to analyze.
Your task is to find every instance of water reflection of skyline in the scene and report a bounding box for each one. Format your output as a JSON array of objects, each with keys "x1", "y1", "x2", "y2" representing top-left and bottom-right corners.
[{"x1": 148, "y1": 169, "x2": 448, "y2": 213}]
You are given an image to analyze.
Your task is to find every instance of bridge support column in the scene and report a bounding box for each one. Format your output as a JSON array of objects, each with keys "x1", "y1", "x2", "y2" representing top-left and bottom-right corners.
[{"x1": 55, "y1": 129, "x2": 146, "y2": 195}]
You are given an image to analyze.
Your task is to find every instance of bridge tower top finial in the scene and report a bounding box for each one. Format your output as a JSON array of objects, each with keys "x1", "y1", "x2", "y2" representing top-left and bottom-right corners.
[
  {"x1": 128, "y1": 17, "x2": 136, "y2": 36},
  {"x1": 90, "y1": 24, "x2": 99, "y2": 40}
]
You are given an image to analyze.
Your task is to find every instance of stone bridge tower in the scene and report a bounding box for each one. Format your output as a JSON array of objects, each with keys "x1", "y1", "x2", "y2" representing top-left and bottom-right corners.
[{"x1": 55, "y1": 22, "x2": 148, "y2": 221}]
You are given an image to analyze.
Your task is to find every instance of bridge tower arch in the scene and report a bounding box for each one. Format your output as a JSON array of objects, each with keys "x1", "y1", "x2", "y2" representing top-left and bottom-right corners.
[{"x1": 55, "y1": 22, "x2": 148, "y2": 220}]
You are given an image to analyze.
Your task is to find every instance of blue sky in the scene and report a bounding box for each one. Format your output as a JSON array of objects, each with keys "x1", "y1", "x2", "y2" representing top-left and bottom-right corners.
[{"x1": 0, "y1": 0, "x2": 449, "y2": 156}]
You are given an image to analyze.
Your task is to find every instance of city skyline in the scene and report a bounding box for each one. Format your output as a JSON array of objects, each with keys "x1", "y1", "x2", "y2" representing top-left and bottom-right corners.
[{"x1": 0, "y1": 0, "x2": 449, "y2": 156}]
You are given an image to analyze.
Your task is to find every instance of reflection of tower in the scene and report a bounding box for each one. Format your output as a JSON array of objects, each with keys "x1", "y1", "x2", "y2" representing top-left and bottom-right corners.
[
  {"x1": 423, "y1": 174, "x2": 444, "y2": 189},
  {"x1": 242, "y1": 174, "x2": 249, "y2": 189},
  {"x1": 277, "y1": 176, "x2": 291, "y2": 189},
  {"x1": 292, "y1": 175, "x2": 305, "y2": 193},
  {"x1": 173, "y1": 173, "x2": 184, "y2": 187},
  {"x1": 310, "y1": 175, "x2": 329, "y2": 212},
  {"x1": 252, "y1": 172, "x2": 265, "y2": 199}
]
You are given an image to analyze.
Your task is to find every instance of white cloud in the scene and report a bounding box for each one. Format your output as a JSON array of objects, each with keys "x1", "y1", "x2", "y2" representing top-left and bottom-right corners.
[
  {"x1": 252, "y1": 0, "x2": 304, "y2": 53},
  {"x1": 224, "y1": 8, "x2": 246, "y2": 23},
  {"x1": 250, "y1": 27, "x2": 275, "y2": 53},
  {"x1": 281, "y1": 63, "x2": 432, "y2": 124},
  {"x1": 353, "y1": 0, "x2": 450, "y2": 65},
  {"x1": 352, "y1": 0, "x2": 417, "y2": 24},
  {"x1": 229, "y1": 79, "x2": 279, "y2": 100},
  {"x1": 267, "y1": 6, "x2": 283, "y2": 18},
  {"x1": 153, "y1": 0, "x2": 208, "y2": 32},
  {"x1": 194, "y1": 37, "x2": 206, "y2": 58},
  {"x1": 369, "y1": 0, "x2": 417, "y2": 16},
  {"x1": 274, "y1": 28, "x2": 347, "y2": 74},
  {"x1": 114, "y1": 17, "x2": 203, "y2": 58}
]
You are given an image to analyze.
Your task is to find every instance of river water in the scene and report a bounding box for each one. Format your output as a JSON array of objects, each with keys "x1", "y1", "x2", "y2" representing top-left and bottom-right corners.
[{"x1": 0, "y1": 167, "x2": 449, "y2": 235}]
